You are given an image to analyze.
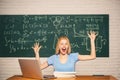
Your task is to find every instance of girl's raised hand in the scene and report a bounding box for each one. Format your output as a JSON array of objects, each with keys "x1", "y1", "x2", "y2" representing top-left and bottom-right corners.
[
  {"x1": 32, "y1": 42, "x2": 42, "y2": 55},
  {"x1": 87, "y1": 31, "x2": 98, "y2": 41}
]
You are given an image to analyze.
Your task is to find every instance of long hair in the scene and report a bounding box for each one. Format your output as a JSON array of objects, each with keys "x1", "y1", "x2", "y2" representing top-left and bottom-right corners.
[{"x1": 55, "y1": 36, "x2": 71, "y2": 54}]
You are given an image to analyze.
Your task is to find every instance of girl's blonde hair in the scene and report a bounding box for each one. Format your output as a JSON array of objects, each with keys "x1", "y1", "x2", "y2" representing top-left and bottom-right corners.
[{"x1": 55, "y1": 36, "x2": 71, "y2": 54}]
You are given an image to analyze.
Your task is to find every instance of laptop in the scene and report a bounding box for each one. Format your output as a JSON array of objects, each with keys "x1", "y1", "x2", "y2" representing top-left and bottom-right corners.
[{"x1": 18, "y1": 59, "x2": 55, "y2": 79}]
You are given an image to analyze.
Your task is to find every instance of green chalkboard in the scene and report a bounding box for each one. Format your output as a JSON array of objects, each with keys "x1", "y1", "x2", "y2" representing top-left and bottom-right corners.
[{"x1": 0, "y1": 15, "x2": 109, "y2": 57}]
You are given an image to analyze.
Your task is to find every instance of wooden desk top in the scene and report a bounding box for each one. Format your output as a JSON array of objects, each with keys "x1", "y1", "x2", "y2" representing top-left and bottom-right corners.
[{"x1": 7, "y1": 75, "x2": 118, "y2": 80}]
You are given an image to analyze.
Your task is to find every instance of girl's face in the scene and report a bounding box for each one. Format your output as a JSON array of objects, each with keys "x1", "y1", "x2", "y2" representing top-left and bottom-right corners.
[{"x1": 59, "y1": 39, "x2": 69, "y2": 55}]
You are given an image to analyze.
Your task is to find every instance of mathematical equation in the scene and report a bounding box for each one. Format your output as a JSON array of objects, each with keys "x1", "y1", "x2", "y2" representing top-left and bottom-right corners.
[{"x1": 0, "y1": 15, "x2": 109, "y2": 57}]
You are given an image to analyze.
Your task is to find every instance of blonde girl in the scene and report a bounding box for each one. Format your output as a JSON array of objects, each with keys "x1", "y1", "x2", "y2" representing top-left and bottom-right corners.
[{"x1": 32, "y1": 31, "x2": 97, "y2": 72}]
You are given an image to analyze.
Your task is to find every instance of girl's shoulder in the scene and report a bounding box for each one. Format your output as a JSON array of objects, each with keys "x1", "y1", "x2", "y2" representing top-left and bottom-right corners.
[
  {"x1": 49, "y1": 54, "x2": 58, "y2": 58},
  {"x1": 69, "y1": 52, "x2": 79, "y2": 56},
  {"x1": 69, "y1": 53, "x2": 79, "y2": 61}
]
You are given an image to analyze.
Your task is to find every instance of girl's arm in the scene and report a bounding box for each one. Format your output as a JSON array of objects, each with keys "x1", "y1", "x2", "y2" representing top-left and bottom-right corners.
[
  {"x1": 78, "y1": 31, "x2": 97, "y2": 61},
  {"x1": 32, "y1": 43, "x2": 49, "y2": 70}
]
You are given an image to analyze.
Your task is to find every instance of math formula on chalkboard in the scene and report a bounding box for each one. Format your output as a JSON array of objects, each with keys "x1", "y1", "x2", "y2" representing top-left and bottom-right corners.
[{"x1": 0, "y1": 15, "x2": 109, "y2": 57}]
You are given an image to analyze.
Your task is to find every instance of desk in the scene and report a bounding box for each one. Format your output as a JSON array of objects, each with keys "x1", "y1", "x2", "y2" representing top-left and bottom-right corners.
[{"x1": 7, "y1": 75, "x2": 118, "y2": 80}]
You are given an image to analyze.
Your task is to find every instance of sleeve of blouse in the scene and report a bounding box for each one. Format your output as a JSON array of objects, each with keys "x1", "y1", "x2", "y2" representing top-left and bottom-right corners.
[
  {"x1": 47, "y1": 55, "x2": 55, "y2": 66},
  {"x1": 71, "y1": 53, "x2": 79, "y2": 62}
]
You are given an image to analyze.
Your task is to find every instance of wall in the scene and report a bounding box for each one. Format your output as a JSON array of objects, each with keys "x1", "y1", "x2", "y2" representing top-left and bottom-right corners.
[{"x1": 0, "y1": 0, "x2": 120, "y2": 80}]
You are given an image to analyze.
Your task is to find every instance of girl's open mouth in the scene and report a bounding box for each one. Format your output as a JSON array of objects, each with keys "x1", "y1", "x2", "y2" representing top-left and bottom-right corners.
[{"x1": 62, "y1": 48, "x2": 66, "y2": 52}]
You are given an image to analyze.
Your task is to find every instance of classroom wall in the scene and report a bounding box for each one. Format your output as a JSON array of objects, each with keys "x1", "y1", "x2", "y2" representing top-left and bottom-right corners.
[{"x1": 0, "y1": 0, "x2": 120, "y2": 80}]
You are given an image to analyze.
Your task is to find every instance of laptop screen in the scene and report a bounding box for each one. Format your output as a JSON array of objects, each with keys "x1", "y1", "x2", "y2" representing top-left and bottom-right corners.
[{"x1": 18, "y1": 59, "x2": 43, "y2": 79}]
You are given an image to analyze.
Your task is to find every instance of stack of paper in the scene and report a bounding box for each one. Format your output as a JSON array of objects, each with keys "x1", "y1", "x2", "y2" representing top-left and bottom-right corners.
[{"x1": 53, "y1": 72, "x2": 76, "y2": 78}]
